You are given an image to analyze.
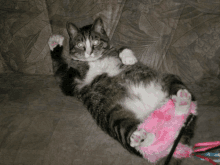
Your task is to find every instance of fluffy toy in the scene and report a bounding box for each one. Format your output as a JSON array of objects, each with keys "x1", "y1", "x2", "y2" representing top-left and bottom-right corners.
[{"x1": 136, "y1": 98, "x2": 197, "y2": 163}]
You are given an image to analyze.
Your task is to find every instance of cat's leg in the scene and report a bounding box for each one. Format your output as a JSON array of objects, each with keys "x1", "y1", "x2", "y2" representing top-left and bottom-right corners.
[
  {"x1": 161, "y1": 74, "x2": 196, "y2": 101},
  {"x1": 48, "y1": 35, "x2": 81, "y2": 96},
  {"x1": 161, "y1": 74, "x2": 197, "y2": 163},
  {"x1": 48, "y1": 35, "x2": 65, "y2": 69},
  {"x1": 48, "y1": 34, "x2": 67, "y2": 79},
  {"x1": 119, "y1": 49, "x2": 138, "y2": 65},
  {"x1": 130, "y1": 129, "x2": 155, "y2": 147},
  {"x1": 172, "y1": 89, "x2": 191, "y2": 116}
]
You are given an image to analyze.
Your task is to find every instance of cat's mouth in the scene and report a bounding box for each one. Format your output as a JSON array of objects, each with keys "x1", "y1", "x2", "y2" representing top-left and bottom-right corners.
[{"x1": 71, "y1": 55, "x2": 103, "y2": 62}]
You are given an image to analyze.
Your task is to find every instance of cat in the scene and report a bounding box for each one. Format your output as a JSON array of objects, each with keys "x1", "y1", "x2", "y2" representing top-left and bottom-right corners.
[{"x1": 48, "y1": 17, "x2": 197, "y2": 164}]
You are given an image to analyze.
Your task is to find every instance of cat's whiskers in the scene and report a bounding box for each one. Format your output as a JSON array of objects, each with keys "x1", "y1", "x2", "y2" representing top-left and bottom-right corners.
[{"x1": 71, "y1": 55, "x2": 102, "y2": 62}]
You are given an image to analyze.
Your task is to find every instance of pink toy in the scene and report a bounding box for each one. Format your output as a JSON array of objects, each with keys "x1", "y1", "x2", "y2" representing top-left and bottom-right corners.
[{"x1": 137, "y1": 99, "x2": 197, "y2": 163}]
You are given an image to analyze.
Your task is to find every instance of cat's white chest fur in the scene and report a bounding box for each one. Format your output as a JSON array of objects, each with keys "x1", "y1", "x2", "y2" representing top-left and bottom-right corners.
[{"x1": 77, "y1": 57, "x2": 122, "y2": 89}]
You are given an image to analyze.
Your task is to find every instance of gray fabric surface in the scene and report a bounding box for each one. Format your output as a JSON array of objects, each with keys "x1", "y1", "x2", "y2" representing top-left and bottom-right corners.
[
  {"x1": 1, "y1": 0, "x2": 220, "y2": 164},
  {"x1": 1, "y1": 0, "x2": 220, "y2": 85},
  {"x1": 0, "y1": 74, "x2": 219, "y2": 165}
]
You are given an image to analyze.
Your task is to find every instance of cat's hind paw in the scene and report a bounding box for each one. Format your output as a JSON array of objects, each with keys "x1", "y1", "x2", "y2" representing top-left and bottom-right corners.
[
  {"x1": 48, "y1": 35, "x2": 64, "y2": 51},
  {"x1": 130, "y1": 129, "x2": 155, "y2": 148},
  {"x1": 172, "y1": 89, "x2": 191, "y2": 116},
  {"x1": 119, "y1": 49, "x2": 137, "y2": 65}
]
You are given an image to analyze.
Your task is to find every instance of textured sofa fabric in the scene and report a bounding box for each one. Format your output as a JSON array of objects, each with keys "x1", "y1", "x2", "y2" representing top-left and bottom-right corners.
[
  {"x1": 0, "y1": 74, "x2": 219, "y2": 165},
  {"x1": 1, "y1": 0, "x2": 220, "y2": 86},
  {"x1": 1, "y1": 0, "x2": 220, "y2": 164}
]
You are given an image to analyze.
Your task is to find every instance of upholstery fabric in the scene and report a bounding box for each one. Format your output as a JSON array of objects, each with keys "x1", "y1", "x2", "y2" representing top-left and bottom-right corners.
[
  {"x1": 0, "y1": 1, "x2": 220, "y2": 164},
  {"x1": 0, "y1": 0, "x2": 220, "y2": 84},
  {"x1": 0, "y1": 74, "x2": 219, "y2": 165}
]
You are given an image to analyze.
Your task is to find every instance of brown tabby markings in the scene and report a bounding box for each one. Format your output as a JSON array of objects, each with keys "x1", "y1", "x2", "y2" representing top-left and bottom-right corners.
[{"x1": 48, "y1": 18, "x2": 197, "y2": 165}]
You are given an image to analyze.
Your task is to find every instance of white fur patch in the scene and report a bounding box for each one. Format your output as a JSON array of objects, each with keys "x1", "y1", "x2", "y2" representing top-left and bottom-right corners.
[
  {"x1": 77, "y1": 57, "x2": 122, "y2": 89},
  {"x1": 48, "y1": 35, "x2": 64, "y2": 51},
  {"x1": 85, "y1": 38, "x2": 92, "y2": 58},
  {"x1": 120, "y1": 82, "x2": 168, "y2": 120}
]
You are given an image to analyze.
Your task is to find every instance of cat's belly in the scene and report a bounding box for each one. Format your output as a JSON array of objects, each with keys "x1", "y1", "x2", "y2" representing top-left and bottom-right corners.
[
  {"x1": 120, "y1": 82, "x2": 168, "y2": 121},
  {"x1": 77, "y1": 57, "x2": 123, "y2": 89}
]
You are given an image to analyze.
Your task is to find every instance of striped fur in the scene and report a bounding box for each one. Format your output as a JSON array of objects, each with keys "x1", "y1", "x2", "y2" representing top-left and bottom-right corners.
[{"x1": 49, "y1": 18, "x2": 197, "y2": 164}]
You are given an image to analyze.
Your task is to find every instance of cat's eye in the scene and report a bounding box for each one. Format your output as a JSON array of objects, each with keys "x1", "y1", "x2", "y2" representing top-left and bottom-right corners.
[
  {"x1": 77, "y1": 42, "x2": 84, "y2": 48},
  {"x1": 93, "y1": 40, "x2": 100, "y2": 46}
]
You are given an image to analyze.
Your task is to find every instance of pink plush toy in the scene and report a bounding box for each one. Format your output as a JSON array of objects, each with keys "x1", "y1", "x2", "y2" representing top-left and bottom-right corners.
[{"x1": 137, "y1": 99, "x2": 197, "y2": 163}]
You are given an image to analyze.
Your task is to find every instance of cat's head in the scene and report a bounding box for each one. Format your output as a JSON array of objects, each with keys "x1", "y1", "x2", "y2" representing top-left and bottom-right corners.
[{"x1": 66, "y1": 18, "x2": 110, "y2": 61}]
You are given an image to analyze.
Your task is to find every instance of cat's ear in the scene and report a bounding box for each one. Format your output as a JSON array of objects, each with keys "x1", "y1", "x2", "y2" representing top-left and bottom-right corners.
[
  {"x1": 92, "y1": 17, "x2": 106, "y2": 35},
  {"x1": 66, "y1": 22, "x2": 78, "y2": 38}
]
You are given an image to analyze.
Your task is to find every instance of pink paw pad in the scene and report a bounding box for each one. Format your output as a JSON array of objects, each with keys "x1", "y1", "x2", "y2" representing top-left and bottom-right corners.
[
  {"x1": 180, "y1": 101, "x2": 188, "y2": 106},
  {"x1": 48, "y1": 35, "x2": 64, "y2": 51},
  {"x1": 130, "y1": 129, "x2": 148, "y2": 147},
  {"x1": 51, "y1": 42, "x2": 58, "y2": 46}
]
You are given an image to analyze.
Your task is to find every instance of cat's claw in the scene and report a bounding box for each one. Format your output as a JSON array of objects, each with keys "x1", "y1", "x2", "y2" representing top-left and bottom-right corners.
[
  {"x1": 130, "y1": 129, "x2": 155, "y2": 147},
  {"x1": 119, "y1": 49, "x2": 137, "y2": 65},
  {"x1": 48, "y1": 35, "x2": 64, "y2": 51},
  {"x1": 172, "y1": 89, "x2": 191, "y2": 116}
]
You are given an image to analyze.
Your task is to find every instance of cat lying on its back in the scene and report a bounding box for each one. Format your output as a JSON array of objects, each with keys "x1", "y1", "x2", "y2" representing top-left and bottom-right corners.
[{"x1": 48, "y1": 17, "x2": 197, "y2": 165}]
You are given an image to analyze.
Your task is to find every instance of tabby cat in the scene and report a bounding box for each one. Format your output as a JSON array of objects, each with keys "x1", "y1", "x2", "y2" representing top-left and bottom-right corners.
[{"x1": 48, "y1": 18, "x2": 197, "y2": 164}]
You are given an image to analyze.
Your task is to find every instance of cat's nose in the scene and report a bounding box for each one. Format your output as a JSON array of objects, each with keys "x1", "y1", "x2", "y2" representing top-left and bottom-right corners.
[
  {"x1": 85, "y1": 47, "x2": 92, "y2": 55},
  {"x1": 85, "y1": 47, "x2": 93, "y2": 58},
  {"x1": 85, "y1": 39, "x2": 92, "y2": 55},
  {"x1": 85, "y1": 53, "x2": 94, "y2": 58},
  {"x1": 85, "y1": 53, "x2": 90, "y2": 58}
]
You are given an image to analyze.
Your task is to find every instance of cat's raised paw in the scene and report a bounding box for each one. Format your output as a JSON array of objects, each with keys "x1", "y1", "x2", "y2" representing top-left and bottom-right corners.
[
  {"x1": 172, "y1": 89, "x2": 191, "y2": 116},
  {"x1": 48, "y1": 35, "x2": 64, "y2": 51},
  {"x1": 119, "y1": 49, "x2": 137, "y2": 65},
  {"x1": 130, "y1": 129, "x2": 155, "y2": 148}
]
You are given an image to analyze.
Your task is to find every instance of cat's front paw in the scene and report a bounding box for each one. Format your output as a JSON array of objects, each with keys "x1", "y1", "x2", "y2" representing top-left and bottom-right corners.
[
  {"x1": 130, "y1": 129, "x2": 155, "y2": 147},
  {"x1": 119, "y1": 49, "x2": 137, "y2": 65},
  {"x1": 172, "y1": 89, "x2": 191, "y2": 116},
  {"x1": 48, "y1": 35, "x2": 64, "y2": 51}
]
